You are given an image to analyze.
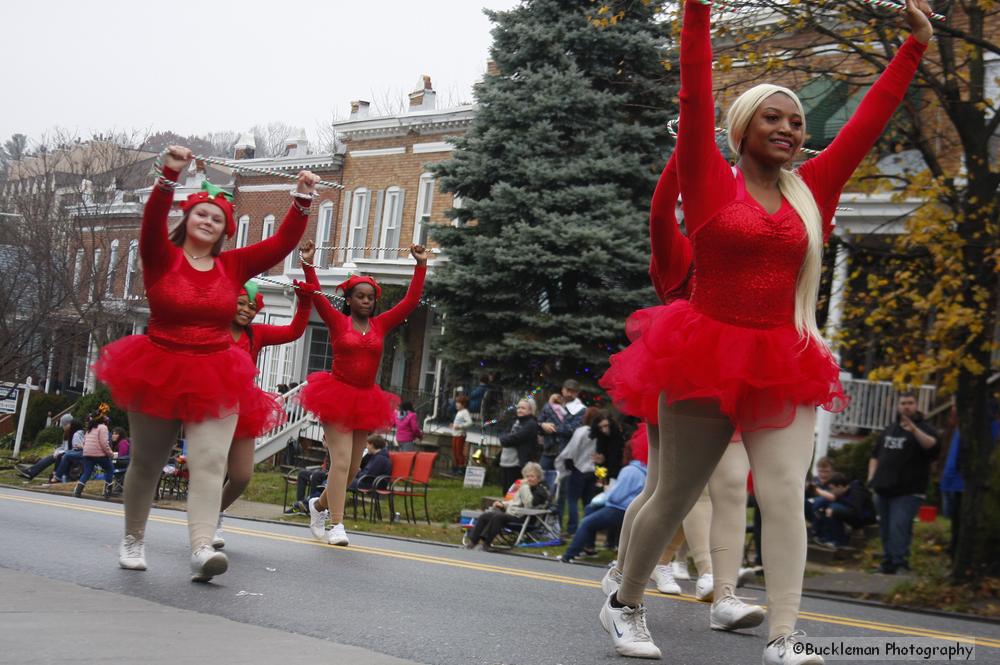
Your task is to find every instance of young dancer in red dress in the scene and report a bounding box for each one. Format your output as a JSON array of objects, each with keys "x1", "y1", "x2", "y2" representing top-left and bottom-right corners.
[
  {"x1": 213, "y1": 240, "x2": 320, "y2": 549},
  {"x1": 299, "y1": 245, "x2": 428, "y2": 546},
  {"x1": 598, "y1": 1, "x2": 932, "y2": 661},
  {"x1": 603, "y1": 153, "x2": 762, "y2": 629},
  {"x1": 94, "y1": 145, "x2": 319, "y2": 581}
]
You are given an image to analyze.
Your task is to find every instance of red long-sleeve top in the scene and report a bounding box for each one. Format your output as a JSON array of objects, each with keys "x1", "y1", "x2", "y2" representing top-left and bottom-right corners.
[
  {"x1": 233, "y1": 281, "x2": 314, "y2": 366},
  {"x1": 648, "y1": 154, "x2": 691, "y2": 304},
  {"x1": 302, "y1": 262, "x2": 427, "y2": 388},
  {"x1": 676, "y1": 0, "x2": 925, "y2": 328},
  {"x1": 140, "y1": 167, "x2": 309, "y2": 353}
]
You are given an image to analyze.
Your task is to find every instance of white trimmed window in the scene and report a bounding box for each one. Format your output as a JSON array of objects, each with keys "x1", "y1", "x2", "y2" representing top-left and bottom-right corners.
[
  {"x1": 262, "y1": 214, "x2": 276, "y2": 241},
  {"x1": 73, "y1": 249, "x2": 84, "y2": 287},
  {"x1": 236, "y1": 215, "x2": 250, "y2": 249},
  {"x1": 90, "y1": 248, "x2": 102, "y2": 301},
  {"x1": 124, "y1": 240, "x2": 140, "y2": 298},
  {"x1": 379, "y1": 187, "x2": 403, "y2": 259},
  {"x1": 347, "y1": 189, "x2": 370, "y2": 262},
  {"x1": 414, "y1": 173, "x2": 435, "y2": 245},
  {"x1": 315, "y1": 201, "x2": 334, "y2": 266},
  {"x1": 106, "y1": 239, "x2": 119, "y2": 297}
]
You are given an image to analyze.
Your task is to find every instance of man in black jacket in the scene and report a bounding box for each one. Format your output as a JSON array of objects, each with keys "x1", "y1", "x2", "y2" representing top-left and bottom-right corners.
[
  {"x1": 868, "y1": 392, "x2": 939, "y2": 574},
  {"x1": 348, "y1": 435, "x2": 393, "y2": 491}
]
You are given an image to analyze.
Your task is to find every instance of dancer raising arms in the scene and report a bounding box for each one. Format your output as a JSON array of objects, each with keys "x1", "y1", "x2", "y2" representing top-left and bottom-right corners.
[
  {"x1": 94, "y1": 145, "x2": 318, "y2": 581},
  {"x1": 213, "y1": 239, "x2": 320, "y2": 549},
  {"x1": 300, "y1": 245, "x2": 428, "y2": 546},
  {"x1": 599, "y1": 1, "x2": 932, "y2": 661}
]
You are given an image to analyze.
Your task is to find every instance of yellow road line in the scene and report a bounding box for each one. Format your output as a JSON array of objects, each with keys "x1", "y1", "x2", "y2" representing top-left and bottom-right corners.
[{"x1": 3, "y1": 491, "x2": 998, "y2": 648}]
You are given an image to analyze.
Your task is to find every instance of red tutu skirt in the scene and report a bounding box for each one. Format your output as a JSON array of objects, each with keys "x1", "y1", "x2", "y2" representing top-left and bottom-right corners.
[
  {"x1": 298, "y1": 372, "x2": 399, "y2": 433},
  {"x1": 600, "y1": 300, "x2": 847, "y2": 431},
  {"x1": 234, "y1": 387, "x2": 287, "y2": 439},
  {"x1": 94, "y1": 335, "x2": 259, "y2": 423}
]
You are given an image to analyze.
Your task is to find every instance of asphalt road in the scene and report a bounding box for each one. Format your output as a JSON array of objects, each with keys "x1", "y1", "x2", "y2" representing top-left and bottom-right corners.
[{"x1": 1, "y1": 487, "x2": 997, "y2": 665}]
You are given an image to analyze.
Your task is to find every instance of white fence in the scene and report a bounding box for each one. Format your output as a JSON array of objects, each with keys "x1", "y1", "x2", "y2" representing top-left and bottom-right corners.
[{"x1": 832, "y1": 376, "x2": 936, "y2": 433}]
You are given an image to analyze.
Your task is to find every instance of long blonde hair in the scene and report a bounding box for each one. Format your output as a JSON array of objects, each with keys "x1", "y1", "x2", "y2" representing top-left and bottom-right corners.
[{"x1": 725, "y1": 84, "x2": 823, "y2": 345}]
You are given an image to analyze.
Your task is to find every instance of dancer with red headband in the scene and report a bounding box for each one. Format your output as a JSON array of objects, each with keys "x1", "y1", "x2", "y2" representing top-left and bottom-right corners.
[
  {"x1": 299, "y1": 245, "x2": 428, "y2": 546},
  {"x1": 94, "y1": 145, "x2": 318, "y2": 582},
  {"x1": 212, "y1": 239, "x2": 320, "y2": 549},
  {"x1": 597, "y1": 1, "x2": 932, "y2": 661}
]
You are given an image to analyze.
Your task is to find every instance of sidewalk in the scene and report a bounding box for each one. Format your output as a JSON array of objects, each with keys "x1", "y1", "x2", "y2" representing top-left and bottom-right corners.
[{"x1": 0, "y1": 567, "x2": 422, "y2": 665}]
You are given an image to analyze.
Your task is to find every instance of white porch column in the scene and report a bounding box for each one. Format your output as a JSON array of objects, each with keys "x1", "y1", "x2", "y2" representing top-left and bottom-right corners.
[{"x1": 815, "y1": 233, "x2": 851, "y2": 470}]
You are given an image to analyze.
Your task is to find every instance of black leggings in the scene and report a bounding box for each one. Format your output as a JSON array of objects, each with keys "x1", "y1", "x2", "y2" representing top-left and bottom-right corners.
[{"x1": 469, "y1": 510, "x2": 522, "y2": 546}]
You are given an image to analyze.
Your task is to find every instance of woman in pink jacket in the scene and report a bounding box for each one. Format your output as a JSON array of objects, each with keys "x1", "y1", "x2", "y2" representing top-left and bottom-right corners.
[
  {"x1": 393, "y1": 401, "x2": 422, "y2": 451},
  {"x1": 75, "y1": 412, "x2": 115, "y2": 498}
]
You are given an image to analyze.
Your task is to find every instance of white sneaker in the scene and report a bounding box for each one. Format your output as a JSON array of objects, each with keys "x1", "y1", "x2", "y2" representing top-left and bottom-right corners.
[
  {"x1": 328, "y1": 523, "x2": 349, "y2": 546},
  {"x1": 118, "y1": 535, "x2": 147, "y2": 571},
  {"x1": 601, "y1": 567, "x2": 623, "y2": 596},
  {"x1": 670, "y1": 559, "x2": 691, "y2": 580},
  {"x1": 190, "y1": 545, "x2": 229, "y2": 582},
  {"x1": 599, "y1": 594, "x2": 662, "y2": 659},
  {"x1": 212, "y1": 513, "x2": 225, "y2": 550},
  {"x1": 308, "y1": 497, "x2": 328, "y2": 541},
  {"x1": 650, "y1": 564, "x2": 681, "y2": 595},
  {"x1": 695, "y1": 573, "x2": 714, "y2": 602},
  {"x1": 710, "y1": 592, "x2": 766, "y2": 631},
  {"x1": 763, "y1": 631, "x2": 824, "y2": 664},
  {"x1": 738, "y1": 566, "x2": 757, "y2": 587}
]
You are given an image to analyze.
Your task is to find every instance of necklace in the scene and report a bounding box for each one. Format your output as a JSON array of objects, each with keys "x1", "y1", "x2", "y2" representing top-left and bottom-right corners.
[
  {"x1": 185, "y1": 250, "x2": 211, "y2": 261},
  {"x1": 353, "y1": 318, "x2": 370, "y2": 336}
]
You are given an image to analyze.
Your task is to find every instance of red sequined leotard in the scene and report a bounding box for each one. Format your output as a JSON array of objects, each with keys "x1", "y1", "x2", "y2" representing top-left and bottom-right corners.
[
  {"x1": 602, "y1": 1, "x2": 925, "y2": 431},
  {"x1": 93, "y1": 167, "x2": 309, "y2": 422},
  {"x1": 298, "y1": 262, "x2": 427, "y2": 432},
  {"x1": 231, "y1": 282, "x2": 315, "y2": 438}
]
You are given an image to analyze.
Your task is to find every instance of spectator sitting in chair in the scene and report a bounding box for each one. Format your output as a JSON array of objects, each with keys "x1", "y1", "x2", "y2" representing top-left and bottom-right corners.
[
  {"x1": 289, "y1": 451, "x2": 330, "y2": 514},
  {"x1": 16, "y1": 417, "x2": 82, "y2": 482},
  {"x1": 348, "y1": 435, "x2": 392, "y2": 491},
  {"x1": 561, "y1": 428, "x2": 648, "y2": 562},
  {"x1": 52, "y1": 419, "x2": 87, "y2": 483},
  {"x1": 466, "y1": 462, "x2": 549, "y2": 552},
  {"x1": 812, "y1": 473, "x2": 876, "y2": 548}
]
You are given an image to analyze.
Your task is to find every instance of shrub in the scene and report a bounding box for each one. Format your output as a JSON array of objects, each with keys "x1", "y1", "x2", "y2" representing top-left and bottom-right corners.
[
  {"x1": 73, "y1": 386, "x2": 127, "y2": 429},
  {"x1": 22, "y1": 392, "x2": 74, "y2": 443},
  {"x1": 34, "y1": 426, "x2": 64, "y2": 448},
  {"x1": 827, "y1": 433, "x2": 877, "y2": 483}
]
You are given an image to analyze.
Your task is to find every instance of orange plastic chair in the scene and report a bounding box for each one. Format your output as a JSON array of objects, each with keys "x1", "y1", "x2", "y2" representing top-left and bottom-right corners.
[
  {"x1": 392, "y1": 451, "x2": 437, "y2": 524},
  {"x1": 370, "y1": 451, "x2": 416, "y2": 522}
]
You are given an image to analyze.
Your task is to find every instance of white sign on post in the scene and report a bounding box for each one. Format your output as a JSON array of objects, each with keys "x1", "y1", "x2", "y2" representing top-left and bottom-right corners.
[
  {"x1": 0, "y1": 382, "x2": 18, "y2": 414},
  {"x1": 463, "y1": 465, "x2": 486, "y2": 489}
]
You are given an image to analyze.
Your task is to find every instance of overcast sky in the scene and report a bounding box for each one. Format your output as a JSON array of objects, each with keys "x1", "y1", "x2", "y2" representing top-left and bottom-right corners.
[{"x1": 0, "y1": 0, "x2": 520, "y2": 145}]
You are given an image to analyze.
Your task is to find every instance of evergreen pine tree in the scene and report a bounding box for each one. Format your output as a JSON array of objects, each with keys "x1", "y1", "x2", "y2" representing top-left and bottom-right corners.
[{"x1": 428, "y1": 0, "x2": 678, "y2": 386}]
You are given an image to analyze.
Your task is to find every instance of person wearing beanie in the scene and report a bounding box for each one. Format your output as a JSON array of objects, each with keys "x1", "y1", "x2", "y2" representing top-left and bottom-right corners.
[
  {"x1": 212, "y1": 240, "x2": 320, "y2": 550},
  {"x1": 298, "y1": 244, "x2": 428, "y2": 547},
  {"x1": 93, "y1": 145, "x2": 317, "y2": 582}
]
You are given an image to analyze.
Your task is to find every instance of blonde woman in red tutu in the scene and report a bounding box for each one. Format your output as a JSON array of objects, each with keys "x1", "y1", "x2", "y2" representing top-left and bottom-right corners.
[
  {"x1": 597, "y1": 1, "x2": 932, "y2": 661},
  {"x1": 299, "y1": 246, "x2": 428, "y2": 546},
  {"x1": 94, "y1": 145, "x2": 318, "y2": 582}
]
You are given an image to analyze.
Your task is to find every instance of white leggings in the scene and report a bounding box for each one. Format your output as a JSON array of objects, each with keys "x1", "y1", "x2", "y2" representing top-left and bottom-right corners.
[
  {"x1": 220, "y1": 437, "x2": 255, "y2": 512},
  {"x1": 314, "y1": 425, "x2": 369, "y2": 523},
  {"x1": 617, "y1": 397, "x2": 815, "y2": 641},
  {"x1": 124, "y1": 412, "x2": 237, "y2": 551}
]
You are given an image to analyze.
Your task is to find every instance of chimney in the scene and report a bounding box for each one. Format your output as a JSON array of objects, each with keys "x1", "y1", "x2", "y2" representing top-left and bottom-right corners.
[
  {"x1": 408, "y1": 75, "x2": 435, "y2": 111},
  {"x1": 234, "y1": 133, "x2": 255, "y2": 160},
  {"x1": 284, "y1": 129, "x2": 309, "y2": 158},
  {"x1": 486, "y1": 60, "x2": 500, "y2": 77},
  {"x1": 350, "y1": 100, "x2": 371, "y2": 119}
]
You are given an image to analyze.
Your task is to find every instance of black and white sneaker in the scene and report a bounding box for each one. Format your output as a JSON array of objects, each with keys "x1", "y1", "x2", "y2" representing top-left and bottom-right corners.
[{"x1": 599, "y1": 593, "x2": 662, "y2": 659}]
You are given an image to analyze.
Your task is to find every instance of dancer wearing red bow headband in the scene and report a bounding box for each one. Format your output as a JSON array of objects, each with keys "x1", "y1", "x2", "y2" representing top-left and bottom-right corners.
[
  {"x1": 299, "y1": 244, "x2": 429, "y2": 546},
  {"x1": 212, "y1": 240, "x2": 321, "y2": 549},
  {"x1": 597, "y1": 1, "x2": 932, "y2": 661},
  {"x1": 93, "y1": 145, "x2": 319, "y2": 582}
]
